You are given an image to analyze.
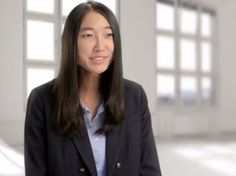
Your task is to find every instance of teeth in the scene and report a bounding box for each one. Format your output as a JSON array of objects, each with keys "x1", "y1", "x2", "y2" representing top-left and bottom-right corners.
[{"x1": 94, "y1": 57, "x2": 103, "y2": 61}]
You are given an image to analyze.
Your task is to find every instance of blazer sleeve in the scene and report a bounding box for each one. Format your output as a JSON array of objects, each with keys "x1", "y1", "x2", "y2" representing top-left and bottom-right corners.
[
  {"x1": 24, "y1": 89, "x2": 47, "y2": 176},
  {"x1": 139, "y1": 86, "x2": 162, "y2": 176}
]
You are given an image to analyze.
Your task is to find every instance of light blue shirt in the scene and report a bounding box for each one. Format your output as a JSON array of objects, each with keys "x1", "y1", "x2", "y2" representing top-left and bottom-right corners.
[{"x1": 81, "y1": 101, "x2": 106, "y2": 176}]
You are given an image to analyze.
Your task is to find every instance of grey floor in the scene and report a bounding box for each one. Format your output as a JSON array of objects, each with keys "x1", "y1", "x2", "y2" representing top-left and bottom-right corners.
[
  {"x1": 4, "y1": 136, "x2": 236, "y2": 176},
  {"x1": 0, "y1": 139, "x2": 24, "y2": 176},
  {"x1": 156, "y1": 137, "x2": 236, "y2": 176}
]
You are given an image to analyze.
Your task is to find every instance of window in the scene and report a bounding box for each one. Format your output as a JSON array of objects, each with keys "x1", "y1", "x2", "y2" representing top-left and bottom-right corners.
[
  {"x1": 24, "y1": 0, "x2": 118, "y2": 100},
  {"x1": 156, "y1": 0, "x2": 216, "y2": 107},
  {"x1": 157, "y1": 74, "x2": 175, "y2": 105}
]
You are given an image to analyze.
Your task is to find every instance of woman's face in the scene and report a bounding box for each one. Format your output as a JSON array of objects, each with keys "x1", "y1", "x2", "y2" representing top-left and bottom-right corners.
[{"x1": 77, "y1": 11, "x2": 114, "y2": 76}]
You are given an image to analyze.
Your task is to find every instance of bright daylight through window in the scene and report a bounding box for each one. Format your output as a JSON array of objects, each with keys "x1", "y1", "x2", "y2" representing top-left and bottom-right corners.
[{"x1": 156, "y1": 0, "x2": 215, "y2": 107}]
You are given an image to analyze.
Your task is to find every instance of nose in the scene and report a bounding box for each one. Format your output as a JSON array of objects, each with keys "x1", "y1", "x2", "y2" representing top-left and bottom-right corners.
[{"x1": 94, "y1": 35, "x2": 105, "y2": 52}]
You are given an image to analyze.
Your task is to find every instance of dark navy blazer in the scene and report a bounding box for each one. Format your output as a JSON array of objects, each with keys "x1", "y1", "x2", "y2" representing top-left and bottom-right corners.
[{"x1": 24, "y1": 79, "x2": 162, "y2": 176}]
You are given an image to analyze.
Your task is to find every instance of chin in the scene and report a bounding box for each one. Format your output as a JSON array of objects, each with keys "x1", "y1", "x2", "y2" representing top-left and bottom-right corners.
[
  {"x1": 92, "y1": 66, "x2": 109, "y2": 75},
  {"x1": 94, "y1": 70, "x2": 107, "y2": 75}
]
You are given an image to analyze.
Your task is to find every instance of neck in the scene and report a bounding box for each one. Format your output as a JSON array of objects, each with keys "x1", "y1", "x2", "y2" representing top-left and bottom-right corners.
[
  {"x1": 79, "y1": 72, "x2": 101, "y2": 103},
  {"x1": 79, "y1": 72, "x2": 102, "y2": 118}
]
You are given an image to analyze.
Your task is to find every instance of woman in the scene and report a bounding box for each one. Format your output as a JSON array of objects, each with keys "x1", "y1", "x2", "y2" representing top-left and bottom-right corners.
[{"x1": 24, "y1": 1, "x2": 162, "y2": 176}]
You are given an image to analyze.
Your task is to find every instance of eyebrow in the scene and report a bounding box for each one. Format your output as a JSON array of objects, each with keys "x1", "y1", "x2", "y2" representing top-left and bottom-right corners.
[{"x1": 79, "y1": 26, "x2": 112, "y2": 32}]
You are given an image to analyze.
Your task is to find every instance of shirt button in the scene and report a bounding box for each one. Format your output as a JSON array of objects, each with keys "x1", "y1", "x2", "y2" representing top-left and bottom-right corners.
[
  {"x1": 116, "y1": 162, "x2": 122, "y2": 169},
  {"x1": 80, "y1": 167, "x2": 85, "y2": 172}
]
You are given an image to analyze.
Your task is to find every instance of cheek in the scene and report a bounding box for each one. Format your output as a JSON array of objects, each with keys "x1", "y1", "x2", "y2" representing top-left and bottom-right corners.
[{"x1": 77, "y1": 43, "x2": 91, "y2": 59}]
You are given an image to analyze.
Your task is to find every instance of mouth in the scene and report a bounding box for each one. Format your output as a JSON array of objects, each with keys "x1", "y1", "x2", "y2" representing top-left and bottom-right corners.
[
  {"x1": 90, "y1": 56, "x2": 108, "y2": 64},
  {"x1": 93, "y1": 56, "x2": 105, "y2": 61}
]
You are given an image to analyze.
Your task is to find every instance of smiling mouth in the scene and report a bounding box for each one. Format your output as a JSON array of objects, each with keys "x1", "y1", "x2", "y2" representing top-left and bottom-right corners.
[
  {"x1": 91, "y1": 56, "x2": 107, "y2": 63},
  {"x1": 93, "y1": 57, "x2": 104, "y2": 61}
]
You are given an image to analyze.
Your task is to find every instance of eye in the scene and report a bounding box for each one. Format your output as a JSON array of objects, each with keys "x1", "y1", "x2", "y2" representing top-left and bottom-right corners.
[
  {"x1": 81, "y1": 33, "x2": 93, "y2": 38},
  {"x1": 80, "y1": 30, "x2": 94, "y2": 38},
  {"x1": 105, "y1": 32, "x2": 114, "y2": 37}
]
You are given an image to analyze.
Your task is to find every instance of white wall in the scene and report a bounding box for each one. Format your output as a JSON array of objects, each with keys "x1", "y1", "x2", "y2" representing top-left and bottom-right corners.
[
  {"x1": 120, "y1": 0, "x2": 159, "y2": 135},
  {"x1": 1, "y1": 0, "x2": 236, "y2": 146},
  {"x1": 218, "y1": 0, "x2": 236, "y2": 133},
  {"x1": 0, "y1": 0, "x2": 24, "y2": 145}
]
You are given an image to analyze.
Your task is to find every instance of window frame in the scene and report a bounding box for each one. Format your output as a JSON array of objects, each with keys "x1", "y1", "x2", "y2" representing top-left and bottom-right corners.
[{"x1": 156, "y1": 0, "x2": 218, "y2": 110}]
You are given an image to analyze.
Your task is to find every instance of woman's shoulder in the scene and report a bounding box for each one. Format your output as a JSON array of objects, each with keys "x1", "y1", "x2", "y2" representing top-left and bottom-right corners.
[
  {"x1": 123, "y1": 78, "x2": 147, "y2": 104},
  {"x1": 124, "y1": 79, "x2": 144, "y2": 95},
  {"x1": 29, "y1": 79, "x2": 55, "y2": 101},
  {"x1": 123, "y1": 79, "x2": 149, "y2": 119}
]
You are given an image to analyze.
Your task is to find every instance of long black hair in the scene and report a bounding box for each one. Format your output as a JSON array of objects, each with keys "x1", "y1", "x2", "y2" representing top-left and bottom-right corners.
[{"x1": 52, "y1": 1, "x2": 124, "y2": 136}]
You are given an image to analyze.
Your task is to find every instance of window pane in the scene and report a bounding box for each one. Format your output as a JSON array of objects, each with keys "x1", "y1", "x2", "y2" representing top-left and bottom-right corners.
[
  {"x1": 201, "y1": 12, "x2": 212, "y2": 37},
  {"x1": 157, "y1": 74, "x2": 175, "y2": 105},
  {"x1": 96, "y1": 0, "x2": 116, "y2": 15},
  {"x1": 180, "y1": 76, "x2": 197, "y2": 105},
  {"x1": 62, "y1": 0, "x2": 87, "y2": 16},
  {"x1": 180, "y1": 7, "x2": 197, "y2": 34},
  {"x1": 180, "y1": 39, "x2": 196, "y2": 71},
  {"x1": 27, "y1": 0, "x2": 54, "y2": 14},
  {"x1": 27, "y1": 68, "x2": 55, "y2": 96},
  {"x1": 201, "y1": 77, "x2": 213, "y2": 104},
  {"x1": 156, "y1": 2, "x2": 174, "y2": 31},
  {"x1": 27, "y1": 20, "x2": 54, "y2": 61},
  {"x1": 201, "y1": 42, "x2": 212, "y2": 72},
  {"x1": 157, "y1": 36, "x2": 175, "y2": 69}
]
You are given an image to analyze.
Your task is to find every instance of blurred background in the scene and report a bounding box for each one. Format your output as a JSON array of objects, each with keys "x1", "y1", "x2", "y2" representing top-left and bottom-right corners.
[{"x1": 0, "y1": 0, "x2": 236, "y2": 175}]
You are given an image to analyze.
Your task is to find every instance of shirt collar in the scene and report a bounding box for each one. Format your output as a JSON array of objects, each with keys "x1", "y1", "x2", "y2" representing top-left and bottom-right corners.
[{"x1": 80, "y1": 99, "x2": 105, "y2": 118}]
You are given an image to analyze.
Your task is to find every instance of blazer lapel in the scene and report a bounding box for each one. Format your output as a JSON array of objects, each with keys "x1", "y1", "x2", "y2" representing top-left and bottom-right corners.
[
  {"x1": 106, "y1": 123, "x2": 125, "y2": 176},
  {"x1": 71, "y1": 129, "x2": 97, "y2": 176},
  {"x1": 71, "y1": 118, "x2": 126, "y2": 176}
]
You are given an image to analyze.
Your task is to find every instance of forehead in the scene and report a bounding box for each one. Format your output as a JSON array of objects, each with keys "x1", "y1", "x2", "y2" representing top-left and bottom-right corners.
[{"x1": 80, "y1": 11, "x2": 111, "y2": 28}]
